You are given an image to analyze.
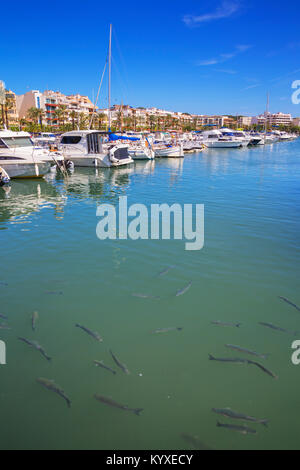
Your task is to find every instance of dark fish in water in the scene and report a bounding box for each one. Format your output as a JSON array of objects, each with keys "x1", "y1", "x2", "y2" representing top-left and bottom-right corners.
[
  {"x1": 209, "y1": 354, "x2": 247, "y2": 364},
  {"x1": 45, "y1": 291, "x2": 63, "y2": 295},
  {"x1": 109, "y1": 350, "x2": 130, "y2": 374},
  {"x1": 247, "y1": 360, "x2": 278, "y2": 380},
  {"x1": 225, "y1": 344, "x2": 269, "y2": 360},
  {"x1": 32, "y1": 311, "x2": 39, "y2": 331},
  {"x1": 0, "y1": 314, "x2": 8, "y2": 320},
  {"x1": 94, "y1": 360, "x2": 116, "y2": 375},
  {"x1": 259, "y1": 322, "x2": 297, "y2": 335},
  {"x1": 181, "y1": 433, "x2": 213, "y2": 450},
  {"x1": 278, "y1": 296, "x2": 300, "y2": 312},
  {"x1": 212, "y1": 408, "x2": 268, "y2": 427},
  {"x1": 0, "y1": 323, "x2": 11, "y2": 330},
  {"x1": 216, "y1": 421, "x2": 256, "y2": 435},
  {"x1": 176, "y1": 281, "x2": 192, "y2": 297},
  {"x1": 132, "y1": 293, "x2": 160, "y2": 299},
  {"x1": 37, "y1": 378, "x2": 71, "y2": 408},
  {"x1": 152, "y1": 327, "x2": 183, "y2": 334},
  {"x1": 18, "y1": 337, "x2": 51, "y2": 361},
  {"x1": 75, "y1": 324, "x2": 103, "y2": 342},
  {"x1": 211, "y1": 321, "x2": 241, "y2": 328},
  {"x1": 158, "y1": 266, "x2": 175, "y2": 277},
  {"x1": 0, "y1": 281, "x2": 8, "y2": 286},
  {"x1": 94, "y1": 394, "x2": 143, "y2": 416}
]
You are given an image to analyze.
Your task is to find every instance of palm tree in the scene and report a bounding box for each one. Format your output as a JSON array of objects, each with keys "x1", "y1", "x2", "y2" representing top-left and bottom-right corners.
[
  {"x1": 27, "y1": 107, "x2": 44, "y2": 128},
  {"x1": 69, "y1": 110, "x2": 77, "y2": 130}
]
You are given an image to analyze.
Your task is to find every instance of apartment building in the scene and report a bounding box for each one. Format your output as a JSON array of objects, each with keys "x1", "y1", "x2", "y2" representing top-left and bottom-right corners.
[
  {"x1": 254, "y1": 112, "x2": 292, "y2": 127},
  {"x1": 237, "y1": 116, "x2": 253, "y2": 127},
  {"x1": 292, "y1": 117, "x2": 300, "y2": 127},
  {"x1": 16, "y1": 89, "x2": 96, "y2": 125}
]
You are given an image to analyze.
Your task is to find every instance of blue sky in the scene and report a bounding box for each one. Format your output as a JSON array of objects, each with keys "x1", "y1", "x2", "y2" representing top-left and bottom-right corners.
[{"x1": 1, "y1": 0, "x2": 300, "y2": 116}]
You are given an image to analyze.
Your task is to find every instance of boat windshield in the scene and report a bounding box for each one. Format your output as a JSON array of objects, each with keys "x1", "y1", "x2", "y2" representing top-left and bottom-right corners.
[{"x1": 1, "y1": 137, "x2": 33, "y2": 148}]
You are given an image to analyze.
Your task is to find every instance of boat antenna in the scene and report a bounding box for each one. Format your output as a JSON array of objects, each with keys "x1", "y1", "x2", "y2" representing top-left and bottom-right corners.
[{"x1": 108, "y1": 24, "x2": 112, "y2": 132}]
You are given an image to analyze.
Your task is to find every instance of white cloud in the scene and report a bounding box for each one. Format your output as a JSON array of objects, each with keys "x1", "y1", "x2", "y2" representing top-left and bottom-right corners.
[
  {"x1": 196, "y1": 44, "x2": 252, "y2": 66},
  {"x1": 183, "y1": 1, "x2": 241, "y2": 27}
]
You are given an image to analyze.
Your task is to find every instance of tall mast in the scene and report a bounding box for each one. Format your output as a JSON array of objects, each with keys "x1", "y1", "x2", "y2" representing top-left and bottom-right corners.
[
  {"x1": 108, "y1": 24, "x2": 112, "y2": 130},
  {"x1": 265, "y1": 92, "x2": 269, "y2": 136}
]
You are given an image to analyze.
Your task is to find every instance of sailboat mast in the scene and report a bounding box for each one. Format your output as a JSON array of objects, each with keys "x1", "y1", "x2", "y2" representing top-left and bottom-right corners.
[
  {"x1": 108, "y1": 24, "x2": 112, "y2": 130},
  {"x1": 265, "y1": 92, "x2": 269, "y2": 136}
]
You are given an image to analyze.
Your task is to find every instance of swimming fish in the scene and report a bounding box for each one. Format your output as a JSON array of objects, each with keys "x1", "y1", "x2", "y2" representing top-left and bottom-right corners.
[
  {"x1": 216, "y1": 421, "x2": 257, "y2": 435},
  {"x1": 225, "y1": 344, "x2": 269, "y2": 360},
  {"x1": 212, "y1": 408, "x2": 268, "y2": 427},
  {"x1": 94, "y1": 360, "x2": 116, "y2": 375},
  {"x1": 211, "y1": 321, "x2": 241, "y2": 328},
  {"x1": 37, "y1": 378, "x2": 71, "y2": 408},
  {"x1": 32, "y1": 311, "x2": 39, "y2": 331},
  {"x1": 180, "y1": 434, "x2": 213, "y2": 450},
  {"x1": 278, "y1": 296, "x2": 300, "y2": 312},
  {"x1": 109, "y1": 350, "x2": 130, "y2": 374},
  {"x1": 132, "y1": 293, "x2": 160, "y2": 299},
  {"x1": 152, "y1": 327, "x2": 183, "y2": 334},
  {"x1": 176, "y1": 281, "x2": 192, "y2": 297},
  {"x1": 247, "y1": 360, "x2": 278, "y2": 380},
  {"x1": 259, "y1": 322, "x2": 297, "y2": 335},
  {"x1": 94, "y1": 394, "x2": 143, "y2": 416},
  {"x1": 158, "y1": 266, "x2": 175, "y2": 277},
  {"x1": 0, "y1": 314, "x2": 8, "y2": 320},
  {"x1": 209, "y1": 354, "x2": 248, "y2": 364},
  {"x1": 18, "y1": 337, "x2": 51, "y2": 361},
  {"x1": 75, "y1": 324, "x2": 103, "y2": 342}
]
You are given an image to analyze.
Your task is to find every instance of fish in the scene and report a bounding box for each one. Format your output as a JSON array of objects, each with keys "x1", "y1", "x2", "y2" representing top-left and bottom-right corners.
[
  {"x1": 0, "y1": 323, "x2": 11, "y2": 330},
  {"x1": 211, "y1": 321, "x2": 241, "y2": 328},
  {"x1": 132, "y1": 293, "x2": 160, "y2": 300},
  {"x1": 180, "y1": 433, "x2": 213, "y2": 450},
  {"x1": 209, "y1": 354, "x2": 248, "y2": 364},
  {"x1": 225, "y1": 344, "x2": 269, "y2": 360},
  {"x1": 176, "y1": 281, "x2": 192, "y2": 297},
  {"x1": 278, "y1": 296, "x2": 300, "y2": 312},
  {"x1": 216, "y1": 421, "x2": 257, "y2": 435},
  {"x1": 158, "y1": 266, "x2": 175, "y2": 277},
  {"x1": 37, "y1": 378, "x2": 71, "y2": 408},
  {"x1": 94, "y1": 394, "x2": 143, "y2": 416},
  {"x1": 258, "y1": 322, "x2": 297, "y2": 335},
  {"x1": 0, "y1": 314, "x2": 8, "y2": 320},
  {"x1": 212, "y1": 408, "x2": 268, "y2": 427},
  {"x1": 45, "y1": 291, "x2": 63, "y2": 295},
  {"x1": 0, "y1": 281, "x2": 8, "y2": 286},
  {"x1": 152, "y1": 327, "x2": 183, "y2": 334},
  {"x1": 247, "y1": 360, "x2": 278, "y2": 380},
  {"x1": 18, "y1": 337, "x2": 51, "y2": 361},
  {"x1": 94, "y1": 360, "x2": 116, "y2": 375},
  {"x1": 75, "y1": 324, "x2": 103, "y2": 342},
  {"x1": 109, "y1": 350, "x2": 130, "y2": 374},
  {"x1": 32, "y1": 311, "x2": 39, "y2": 331}
]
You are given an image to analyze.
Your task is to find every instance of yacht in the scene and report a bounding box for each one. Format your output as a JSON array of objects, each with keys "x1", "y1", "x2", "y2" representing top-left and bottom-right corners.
[
  {"x1": 0, "y1": 130, "x2": 60, "y2": 178},
  {"x1": 201, "y1": 130, "x2": 242, "y2": 148},
  {"x1": 128, "y1": 141, "x2": 155, "y2": 160},
  {"x1": 59, "y1": 130, "x2": 133, "y2": 167},
  {"x1": 153, "y1": 142, "x2": 184, "y2": 158},
  {"x1": 220, "y1": 128, "x2": 251, "y2": 147}
]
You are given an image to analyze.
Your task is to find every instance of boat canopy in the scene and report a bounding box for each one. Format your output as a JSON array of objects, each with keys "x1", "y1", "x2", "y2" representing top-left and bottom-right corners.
[{"x1": 109, "y1": 133, "x2": 140, "y2": 142}]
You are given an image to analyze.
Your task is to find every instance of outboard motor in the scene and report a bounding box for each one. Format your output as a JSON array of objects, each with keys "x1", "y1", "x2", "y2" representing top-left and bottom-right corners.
[{"x1": 0, "y1": 168, "x2": 10, "y2": 186}]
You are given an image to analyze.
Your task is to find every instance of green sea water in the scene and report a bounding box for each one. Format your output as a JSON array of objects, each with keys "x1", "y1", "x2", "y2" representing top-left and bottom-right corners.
[{"x1": 0, "y1": 141, "x2": 300, "y2": 450}]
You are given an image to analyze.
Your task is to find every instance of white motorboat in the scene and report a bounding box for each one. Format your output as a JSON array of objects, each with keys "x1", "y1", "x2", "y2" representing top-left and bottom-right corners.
[
  {"x1": 220, "y1": 128, "x2": 251, "y2": 147},
  {"x1": 0, "y1": 130, "x2": 59, "y2": 178},
  {"x1": 59, "y1": 131, "x2": 133, "y2": 168},
  {"x1": 154, "y1": 142, "x2": 184, "y2": 158},
  {"x1": 202, "y1": 130, "x2": 243, "y2": 148}
]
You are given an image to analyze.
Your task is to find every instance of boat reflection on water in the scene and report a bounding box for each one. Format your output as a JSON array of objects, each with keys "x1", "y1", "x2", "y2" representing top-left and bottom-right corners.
[{"x1": 0, "y1": 178, "x2": 66, "y2": 226}]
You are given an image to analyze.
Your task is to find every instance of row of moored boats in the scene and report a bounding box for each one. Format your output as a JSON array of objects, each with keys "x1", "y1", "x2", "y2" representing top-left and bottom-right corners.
[{"x1": 0, "y1": 128, "x2": 298, "y2": 185}]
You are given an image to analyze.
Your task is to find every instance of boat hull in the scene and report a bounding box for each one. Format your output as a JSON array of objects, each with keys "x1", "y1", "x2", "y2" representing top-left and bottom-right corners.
[
  {"x1": 204, "y1": 141, "x2": 242, "y2": 148},
  {"x1": 0, "y1": 162, "x2": 51, "y2": 179},
  {"x1": 155, "y1": 146, "x2": 184, "y2": 158}
]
